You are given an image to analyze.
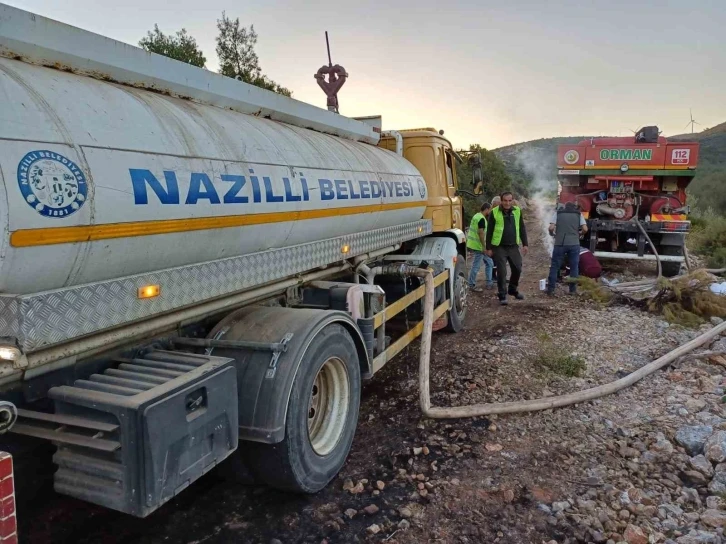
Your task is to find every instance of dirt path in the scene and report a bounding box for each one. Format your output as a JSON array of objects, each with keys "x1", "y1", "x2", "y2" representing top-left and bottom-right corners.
[{"x1": 20, "y1": 209, "x2": 726, "y2": 544}]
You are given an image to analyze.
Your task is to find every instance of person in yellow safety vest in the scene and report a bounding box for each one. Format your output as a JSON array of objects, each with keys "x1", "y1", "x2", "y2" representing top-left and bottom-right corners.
[
  {"x1": 486, "y1": 191, "x2": 529, "y2": 306},
  {"x1": 466, "y1": 202, "x2": 494, "y2": 292}
]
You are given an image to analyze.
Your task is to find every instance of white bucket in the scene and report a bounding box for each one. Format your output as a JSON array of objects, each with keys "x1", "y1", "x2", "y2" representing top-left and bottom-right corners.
[{"x1": 539, "y1": 279, "x2": 547, "y2": 291}]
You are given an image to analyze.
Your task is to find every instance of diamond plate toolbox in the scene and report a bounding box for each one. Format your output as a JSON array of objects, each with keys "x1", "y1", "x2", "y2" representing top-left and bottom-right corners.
[{"x1": 0, "y1": 220, "x2": 432, "y2": 352}]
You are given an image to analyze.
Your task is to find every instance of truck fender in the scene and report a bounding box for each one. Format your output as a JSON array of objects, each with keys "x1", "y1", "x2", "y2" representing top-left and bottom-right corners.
[
  {"x1": 204, "y1": 306, "x2": 368, "y2": 444},
  {"x1": 412, "y1": 236, "x2": 460, "y2": 294}
]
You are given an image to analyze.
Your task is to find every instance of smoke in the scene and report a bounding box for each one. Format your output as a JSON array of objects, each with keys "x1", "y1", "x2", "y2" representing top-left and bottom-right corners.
[{"x1": 514, "y1": 147, "x2": 558, "y2": 255}]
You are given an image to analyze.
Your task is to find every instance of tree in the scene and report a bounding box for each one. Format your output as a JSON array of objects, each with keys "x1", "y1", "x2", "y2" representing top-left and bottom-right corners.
[
  {"x1": 456, "y1": 144, "x2": 514, "y2": 224},
  {"x1": 139, "y1": 25, "x2": 206, "y2": 67},
  {"x1": 215, "y1": 12, "x2": 292, "y2": 97}
]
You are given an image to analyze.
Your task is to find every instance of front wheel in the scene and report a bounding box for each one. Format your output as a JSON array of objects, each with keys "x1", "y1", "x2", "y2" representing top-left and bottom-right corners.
[
  {"x1": 444, "y1": 254, "x2": 467, "y2": 332},
  {"x1": 242, "y1": 323, "x2": 361, "y2": 493}
]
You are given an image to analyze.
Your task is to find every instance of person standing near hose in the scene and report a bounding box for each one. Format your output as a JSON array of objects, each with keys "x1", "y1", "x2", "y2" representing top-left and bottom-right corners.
[
  {"x1": 466, "y1": 202, "x2": 494, "y2": 292},
  {"x1": 546, "y1": 201, "x2": 588, "y2": 295},
  {"x1": 486, "y1": 192, "x2": 528, "y2": 306}
]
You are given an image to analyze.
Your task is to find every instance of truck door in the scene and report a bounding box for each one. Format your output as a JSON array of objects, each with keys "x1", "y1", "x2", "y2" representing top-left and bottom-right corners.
[{"x1": 444, "y1": 149, "x2": 463, "y2": 230}]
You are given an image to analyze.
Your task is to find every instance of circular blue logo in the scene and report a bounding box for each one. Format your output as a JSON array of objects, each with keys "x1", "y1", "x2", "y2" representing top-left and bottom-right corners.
[
  {"x1": 17, "y1": 151, "x2": 88, "y2": 218},
  {"x1": 417, "y1": 178, "x2": 427, "y2": 199}
]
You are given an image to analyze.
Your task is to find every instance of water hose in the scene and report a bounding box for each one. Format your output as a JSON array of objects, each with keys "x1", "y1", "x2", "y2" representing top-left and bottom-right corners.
[
  {"x1": 0, "y1": 401, "x2": 17, "y2": 434},
  {"x1": 414, "y1": 268, "x2": 726, "y2": 419}
]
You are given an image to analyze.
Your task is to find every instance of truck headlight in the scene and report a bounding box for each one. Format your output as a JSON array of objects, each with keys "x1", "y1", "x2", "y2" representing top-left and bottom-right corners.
[{"x1": 0, "y1": 346, "x2": 21, "y2": 362}]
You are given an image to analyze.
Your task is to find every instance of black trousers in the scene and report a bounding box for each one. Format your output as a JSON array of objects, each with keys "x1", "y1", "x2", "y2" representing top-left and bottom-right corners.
[{"x1": 492, "y1": 245, "x2": 522, "y2": 297}]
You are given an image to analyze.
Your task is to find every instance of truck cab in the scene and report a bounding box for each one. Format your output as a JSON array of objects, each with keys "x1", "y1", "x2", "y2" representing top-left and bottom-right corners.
[{"x1": 379, "y1": 128, "x2": 464, "y2": 233}]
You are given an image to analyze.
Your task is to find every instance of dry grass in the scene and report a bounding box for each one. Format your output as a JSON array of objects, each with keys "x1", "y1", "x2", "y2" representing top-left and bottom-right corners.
[
  {"x1": 647, "y1": 269, "x2": 726, "y2": 327},
  {"x1": 530, "y1": 332, "x2": 587, "y2": 377},
  {"x1": 576, "y1": 277, "x2": 613, "y2": 305}
]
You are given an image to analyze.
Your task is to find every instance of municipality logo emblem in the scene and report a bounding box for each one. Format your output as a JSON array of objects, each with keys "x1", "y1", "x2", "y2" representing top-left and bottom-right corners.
[
  {"x1": 417, "y1": 178, "x2": 427, "y2": 199},
  {"x1": 17, "y1": 151, "x2": 88, "y2": 218},
  {"x1": 563, "y1": 150, "x2": 580, "y2": 165}
]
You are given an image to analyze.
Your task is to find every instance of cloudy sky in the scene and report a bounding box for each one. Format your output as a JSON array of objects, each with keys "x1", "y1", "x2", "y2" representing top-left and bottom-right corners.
[{"x1": 6, "y1": 0, "x2": 725, "y2": 149}]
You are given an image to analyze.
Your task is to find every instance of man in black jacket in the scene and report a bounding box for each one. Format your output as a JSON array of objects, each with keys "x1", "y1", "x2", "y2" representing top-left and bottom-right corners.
[{"x1": 486, "y1": 192, "x2": 528, "y2": 306}]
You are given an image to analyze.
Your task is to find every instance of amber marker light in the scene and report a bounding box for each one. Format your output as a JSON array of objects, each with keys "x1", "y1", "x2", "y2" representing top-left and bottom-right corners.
[
  {"x1": 341, "y1": 244, "x2": 350, "y2": 254},
  {"x1": 138, "y1": 284, "x2": 161, "y2": 299}
]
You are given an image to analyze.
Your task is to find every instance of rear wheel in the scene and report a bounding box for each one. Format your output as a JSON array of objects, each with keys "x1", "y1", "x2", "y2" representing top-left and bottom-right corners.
[
  {"x1": 660, "y1": 246, "x2": 683, "y2": 277},
  {"x1": 444, "y1": 255, "x2": 467, "y2": 332},
  {"x1": 242, "y1": 324, "x2": 361, "y2": 493}
]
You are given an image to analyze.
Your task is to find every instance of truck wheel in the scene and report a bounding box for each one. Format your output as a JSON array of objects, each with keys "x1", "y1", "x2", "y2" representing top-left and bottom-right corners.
[
  {"x1": 243, "y1": 323, "x2": 361, "y2": 493},
  {"x1": 444, "y1": 254, "x2": 467, "y2": 332},
  {"x1": 660, "y1": 246, "x2": 683, "y2": 278}
]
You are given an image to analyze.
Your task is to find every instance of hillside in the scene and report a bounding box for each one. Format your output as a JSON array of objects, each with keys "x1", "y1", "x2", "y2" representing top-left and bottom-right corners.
[{"x1": 493, "y1": 124, "x2": 726, "y2": 211}]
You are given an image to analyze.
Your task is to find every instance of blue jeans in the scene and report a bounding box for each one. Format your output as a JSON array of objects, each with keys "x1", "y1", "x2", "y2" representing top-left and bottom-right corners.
[
  {"x1": 468, "y1": 251, "x2": 494, "y2": 287},
  {"x1": 548, "y1": 245, "x2": 580, "y2": 293}
]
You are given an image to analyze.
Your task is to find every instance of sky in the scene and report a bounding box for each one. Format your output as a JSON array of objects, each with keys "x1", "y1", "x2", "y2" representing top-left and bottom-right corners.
[{"x1": 6, "y1": 0, "x2": 725, "y2": 149}]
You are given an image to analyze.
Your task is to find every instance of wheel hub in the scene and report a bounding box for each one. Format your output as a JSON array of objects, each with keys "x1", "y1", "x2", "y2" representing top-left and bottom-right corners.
[{"x1": 308, "y1": 356, "x2": 350, "y2": 456}]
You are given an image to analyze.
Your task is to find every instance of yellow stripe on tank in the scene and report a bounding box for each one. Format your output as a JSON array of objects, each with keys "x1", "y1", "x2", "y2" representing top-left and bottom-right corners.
[{"x1": 10, "y1": 201, "x2": 424, "y2": 248}]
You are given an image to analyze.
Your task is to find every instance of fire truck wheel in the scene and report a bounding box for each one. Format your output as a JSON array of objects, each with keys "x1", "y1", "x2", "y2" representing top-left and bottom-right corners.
[
  {"x1": 444, "y1": 254, "x2": 467, "y2": 332},
  {"x1": 660, "y1": 246, "x2": 683, "y2": 278},
  {"x1": 242, "y1": 323, "x2": 361, "y2": 493}
]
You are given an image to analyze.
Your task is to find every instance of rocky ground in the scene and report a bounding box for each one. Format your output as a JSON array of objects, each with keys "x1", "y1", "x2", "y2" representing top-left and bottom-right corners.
[{"x1": 20, "y1": 211, "x2": 726, "y2": 544}]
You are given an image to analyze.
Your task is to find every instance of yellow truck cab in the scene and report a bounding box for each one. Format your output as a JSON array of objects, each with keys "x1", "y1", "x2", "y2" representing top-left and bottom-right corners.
[{"x1": 379, "y1": 128, "x2": 464, "y2": 234}]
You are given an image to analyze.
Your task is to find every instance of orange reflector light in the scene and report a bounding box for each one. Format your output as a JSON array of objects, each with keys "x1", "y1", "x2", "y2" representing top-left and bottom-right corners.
[
  {"x1": 341, "y1": 244, "x2": 350, "y2": 254},
  {"x1": 418, "y1": 226, "x2": 424, "y2": 233},
  {"x1": 138, "y1": 284, "x2": 161, "y2": 299}
]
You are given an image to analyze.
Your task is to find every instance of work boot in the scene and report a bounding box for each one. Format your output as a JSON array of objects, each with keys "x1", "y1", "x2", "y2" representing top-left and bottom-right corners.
[
  {"x1": 471, "y1": 286, "x2": 483, "y2": 293},
  {"x1": 498, "y1": 295, "x2": 508, "y2": 306},
  {"x1": 509, "y1": 292, "x2": 525, "y2": 300}
]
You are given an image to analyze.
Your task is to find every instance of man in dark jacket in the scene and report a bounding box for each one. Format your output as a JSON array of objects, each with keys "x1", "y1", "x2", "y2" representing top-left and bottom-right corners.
[
  {"x1": 486, "y1": 192, "x2": 528, "y2": 306},
  {"x1": 547, "y1": 201, "x2": 588, "y2": 295}
]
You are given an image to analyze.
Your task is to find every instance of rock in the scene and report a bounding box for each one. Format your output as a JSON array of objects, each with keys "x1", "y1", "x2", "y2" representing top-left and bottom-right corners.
[
  {"x1": 623, "y1": 524, "x2": 649, "y2": 544},
  {"x1": 701, "y1": 509, "x2": 726, "y2": 528},
  {"x1": 652, "y1": 439, "x2": 675, "y2": 455},
  {"x1": 344, "y1": 508, "x2": 357, "y2": 519},
  {"x1": 502, "y1": 489, "x2": 515, "y2": 503},
  {"x1": 270, "y1": 540, "x2": 283, "y2": 544},
  {"x1": 398, "y1": 519, "x2": 411, "y2": 531},
  {"x1": 660, "y1": 503, "x2": 684, "y2": 518},
  {"x1": 412, "y1": 447, "x2": 423, "y2": 456},
  {"x1": 675, "y1": 426, "x2": 714, "y2": 456},
  {"x1": 704, "y1": 431, "x2": 726, "y2": 463},
  {"x1": 689, "y1": 455, "x2": 715, "y2": 477},
  {"x1": 706, "y1": 496, "x2": 725, "y2": 510},
  {"x1": 422, "y1": 446, "x2": 430, "y2": 455},
  {"x1": 708, "y1": 472, "x2": 726, "y2": 495},
  {"x1": 619, "y1": 509, "x2": 631, "y2": 520},
  {"x1": 552, "y1": 501, "x2": 571, "y2": 513},
  {"x1": 376, "y1": 480, "x2": 385, "y2": 491},
  {"x1": 712, "y1": 317, "x2": 724, "y2": 326},
  {"x1": 682, "y1": 470, "x2": 709, "y2": 486},
  {"x1": 349, "y1": 482, "x2": 365, "y2": 494},
  {"x1": 686, "y1": 398, "x2": 708, "y2": 413},
  {"x1": 530, "y1": 486, "x2": 554, "y2": 503},
  {"x1": 363, "y1": 504, "x2": 379, "y2": 515},
  {"x1": 485, "y1": 443, "x2": 503, "y2": 452},
  {"x1": 342, "y1": 478, "x2": 354, "y2": 491},
  {"x1": 676, "y1": 531, "x2": 721, "y2": 544},
  {"x1": 399, "y1": 507, "x2": 413, "y2": 519},
  {"x1": 366, "y1": 524, "x2": 381, "y2": 535}
]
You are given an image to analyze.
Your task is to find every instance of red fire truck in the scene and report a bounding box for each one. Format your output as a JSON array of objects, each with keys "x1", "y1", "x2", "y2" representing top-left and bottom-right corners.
[{"x1": 557, "y1": 126, "x2": 699, "y2": 276}]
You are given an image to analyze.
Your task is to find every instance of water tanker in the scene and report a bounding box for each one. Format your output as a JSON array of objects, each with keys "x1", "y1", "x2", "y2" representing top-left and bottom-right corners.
[{"x1": 0, "y1": 4, "x2": 471, "y2": 520}]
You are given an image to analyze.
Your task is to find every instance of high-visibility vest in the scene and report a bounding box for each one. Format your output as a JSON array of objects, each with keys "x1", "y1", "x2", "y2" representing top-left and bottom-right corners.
[
  {"x1": 466, "y1": 212, "x2": 485, "y2": 251},
  {"x1": 490, "y1": 206, "x2": 521, "y2": 246}
]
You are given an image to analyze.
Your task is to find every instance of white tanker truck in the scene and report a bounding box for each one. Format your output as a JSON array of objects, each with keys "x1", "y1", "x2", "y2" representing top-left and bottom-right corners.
[{"x1": 0, "y1": 5, "x2": 472, "y2": 517}]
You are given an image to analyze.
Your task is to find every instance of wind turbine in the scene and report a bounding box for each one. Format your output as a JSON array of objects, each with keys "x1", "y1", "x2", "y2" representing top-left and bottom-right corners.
[{"x1": 685, "y1": 109, "x2": 701, "y2": 134}]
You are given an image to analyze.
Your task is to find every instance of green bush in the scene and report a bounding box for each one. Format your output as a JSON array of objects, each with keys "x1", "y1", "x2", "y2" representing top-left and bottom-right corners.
[{"x1": 688, "y1": 211, "x2": 726, "y2": 268}]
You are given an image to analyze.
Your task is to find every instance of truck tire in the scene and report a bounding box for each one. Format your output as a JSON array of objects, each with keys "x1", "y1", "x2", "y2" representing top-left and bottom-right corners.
[
  {"x1": 660, "y1": 246, "x2": 683, "y2": 278},
  {"x1": 444, "y1": 254, "x2": 467, "y2": 332},
  {"x1": 242, "y1": 323, "x2": 361, "y2": 493}
]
